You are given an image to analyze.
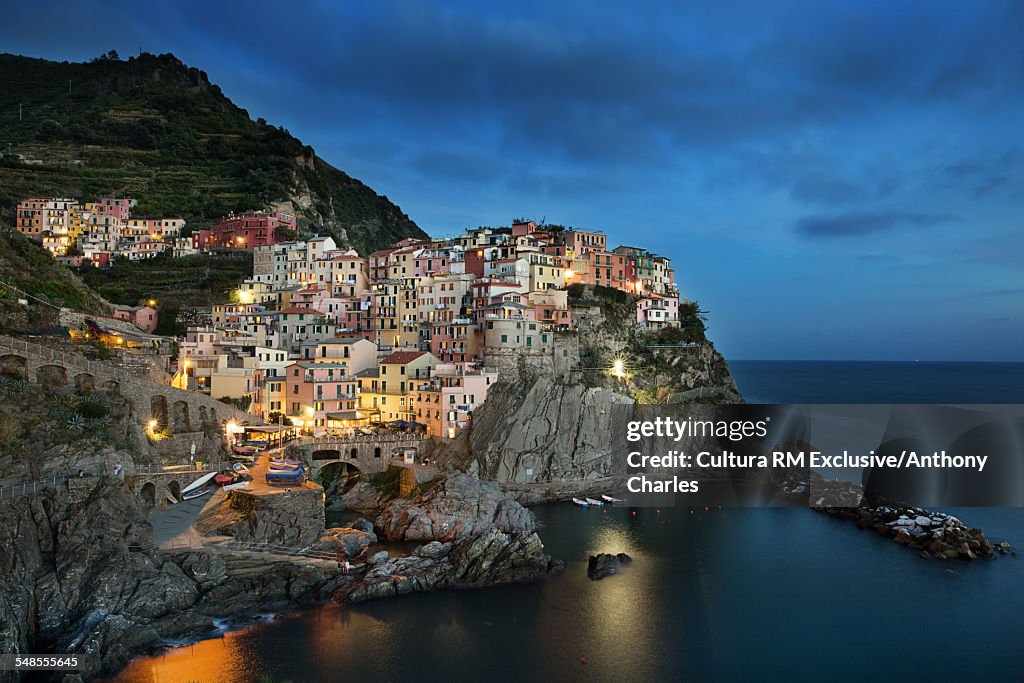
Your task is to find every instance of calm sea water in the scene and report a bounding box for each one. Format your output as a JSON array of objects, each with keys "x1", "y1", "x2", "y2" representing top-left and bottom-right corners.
[
  {"x1": 113, "y1": 363, "x2": 1024, "y2": 682},
  {"x1": 730, "y1": 360, "x2": 1024, "y2": 404}
]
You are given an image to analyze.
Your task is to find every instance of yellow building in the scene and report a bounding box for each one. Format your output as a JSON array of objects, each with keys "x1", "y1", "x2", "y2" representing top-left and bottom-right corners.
[{"x1": 357, "y1": 350, "x2": 437, "y2": 423}]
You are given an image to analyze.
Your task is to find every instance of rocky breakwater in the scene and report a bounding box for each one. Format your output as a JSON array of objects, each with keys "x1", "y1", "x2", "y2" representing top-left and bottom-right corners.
[
  {"x1": 332, "y1": 474, "x2": 564, "y2": 603},
  {"x1": 819, "y1": 505, "x2": 1010, "y2": 560}
]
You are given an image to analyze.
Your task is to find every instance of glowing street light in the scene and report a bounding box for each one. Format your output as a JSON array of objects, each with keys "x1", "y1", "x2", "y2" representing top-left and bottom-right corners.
[
  {"x1": 147, "y1": 419, "x2": 158, "y2": 430},
  {"x1": 564, "y1": 268, "x2": 576, "y2": 281},
  {"x1": 147, "y1": 299, "x2": 157, "y2": 307},
  {"x1": 611, "y1": 357, "x2": 626, "y2": 379},
  {"x1": 236, "y1": 289, "x2": 254, "y2": 304}
]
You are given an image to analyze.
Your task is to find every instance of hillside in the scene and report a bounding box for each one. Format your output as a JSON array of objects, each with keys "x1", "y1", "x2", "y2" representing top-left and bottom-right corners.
[
  {"x1": 0, "y1": 51, "x2": 426, "y2": 254},
  {"x1": 0, "y1": 228, "x2": 105, "y2": 321}
]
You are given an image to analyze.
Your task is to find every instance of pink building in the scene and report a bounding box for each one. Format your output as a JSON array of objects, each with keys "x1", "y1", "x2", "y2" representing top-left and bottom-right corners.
[
  {"x1": 210, "y1": 211, "x2": 296, "y2": 250},
  {"x1": 92, "y1": 198, "x2": 133, "y2": 221},
  {"x1": 413, "y1": 363, "x2": 498, "y2": 440},
  {"x1": 284, "y1": 361, "x2": 358, "y2": 433},
  {"x1": 414, "y1": 249, "x2": 452, "y2": 277},
  {"x1": 111, "y1": 305, "x2": 159, "y2": 334}
]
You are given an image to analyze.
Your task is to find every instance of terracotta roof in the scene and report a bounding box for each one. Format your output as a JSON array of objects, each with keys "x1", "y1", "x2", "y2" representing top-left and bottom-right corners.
[
  {"x1": 380, "y1": 350, "x2": 428, "y2": 365},
  {"x1": 279, "y1": 306, "x2": 315, "y2": 315}
]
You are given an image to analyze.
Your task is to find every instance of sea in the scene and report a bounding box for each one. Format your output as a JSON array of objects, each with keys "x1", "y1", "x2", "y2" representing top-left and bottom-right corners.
[{"x1": 112, "y1": 362, "x2": 1024, "y2": 682}]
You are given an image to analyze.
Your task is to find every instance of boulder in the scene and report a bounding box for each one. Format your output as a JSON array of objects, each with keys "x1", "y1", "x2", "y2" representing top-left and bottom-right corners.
[
  {"x1": 587, "y1": 552, "x2": 633, "y2": 580},
  {"x1": 311, "y1": 527, "x2": 377, "y2": 559}
]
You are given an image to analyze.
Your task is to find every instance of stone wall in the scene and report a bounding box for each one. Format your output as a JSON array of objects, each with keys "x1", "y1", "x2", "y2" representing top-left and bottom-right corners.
[
  {"x1": 0, "y1": 334, "x2": 262, "y2": 461},
  {"x1": 483, "y1": 330, "x2": 579, "y2": 384}
]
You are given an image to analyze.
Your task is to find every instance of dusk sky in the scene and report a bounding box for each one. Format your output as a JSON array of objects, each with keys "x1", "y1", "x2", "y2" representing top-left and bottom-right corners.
[{"x1": 3, "y1": 0, "x2": 1022, "y2": 361}]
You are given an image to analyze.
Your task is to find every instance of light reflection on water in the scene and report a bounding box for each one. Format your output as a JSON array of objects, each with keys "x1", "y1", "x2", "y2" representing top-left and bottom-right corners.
[{"x1": 111, "y1": 505, "x2": 1024, "y2": 683}]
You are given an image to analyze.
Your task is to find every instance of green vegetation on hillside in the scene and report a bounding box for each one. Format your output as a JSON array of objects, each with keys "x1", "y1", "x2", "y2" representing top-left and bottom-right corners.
[
  {"x1": 0, "y1": 228, "x2": 104, "y2": 312},
  {"x1": 0, "y1": 52, "x2": 425, "y2": 254},
  {"x1": 79, "y1": 251, "x2": 252, "y2": 335}
]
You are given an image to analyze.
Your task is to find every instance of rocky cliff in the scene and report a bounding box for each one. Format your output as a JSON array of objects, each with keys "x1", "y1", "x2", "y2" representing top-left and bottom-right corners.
[
  {"x1": 0, "y1": 477, "x2": 348, "y2": 680},
  {"x1": 437, "y1": 379, "x2": 633, "y2": 497}
]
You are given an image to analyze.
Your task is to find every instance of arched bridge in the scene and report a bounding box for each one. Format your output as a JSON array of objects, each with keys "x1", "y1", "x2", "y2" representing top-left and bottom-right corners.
[{"x1": 300, "y1": 434, "x2": 430, "y2": 476}]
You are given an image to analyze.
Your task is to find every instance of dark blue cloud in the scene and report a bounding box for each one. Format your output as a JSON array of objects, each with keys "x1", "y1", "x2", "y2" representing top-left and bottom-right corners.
[{"x1": 796, "y1": 211, "x2": 957, "y2": 238}]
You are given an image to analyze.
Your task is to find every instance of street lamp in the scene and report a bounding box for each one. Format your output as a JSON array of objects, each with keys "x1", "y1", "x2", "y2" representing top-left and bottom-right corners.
[{"x1": 611, "y1": 357, "x2": 626, "y2": 379}]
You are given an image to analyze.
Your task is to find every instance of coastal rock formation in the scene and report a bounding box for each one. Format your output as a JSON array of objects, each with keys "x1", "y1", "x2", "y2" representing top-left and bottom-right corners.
[
  {"x1": 0, "y1": 477, "x2": 346, "y2": 679},
  {"x1": 336, "y1": 528, "x2": 564, "y2": 603},
  {"x1": 375, "y1": 473, "x2": 536, "y2": 541},
  {"x1": 587, "y1": 552, "x2": 633, "y2": 580},
  {"x1": 195, "y1": 487, "x2": 325, "y2": 548},
  {"x1": 437, "y1": 379, "x2": 634, "y2": 489},
  {"x1": 331, "y1": 473, "x2": 564, "y2": 603},
  {"x1": 819, "y1": 505, "x2": 996, "y2": 560},
  {"x1": 312, "y1": 522, "x2": 378, "y2": 559}
]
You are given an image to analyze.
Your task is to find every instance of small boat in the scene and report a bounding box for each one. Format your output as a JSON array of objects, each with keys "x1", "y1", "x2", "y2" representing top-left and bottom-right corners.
[
  {"x1": 231, "y1": 462, "x2": 249, "y2": 473},
  {"x1": 269, "y1": 458, "x2": 301, "y2": 467},
  {"x1": 585, "y1": 498, "x2": 603, "y2": 506},
  {"x1": 572, "y1": 497, "x2": 590, "y2": 507},
  {"x1": 182, "y1": 485, "x2": 211, "y2": 501},
  {"x1": 181, "y1": 471, "x2": 217, "y2": 496},
  {"x1": 223, "y1": 480, "x2": 250, "y2": 492},
  {"x1": 265, "y1": 465, "x2": 306, "y2": 484},
  {"x1": 232, "y1": 445, "x2": 255, "y2": 456},
  {"x1": 213, "y1": 473, "x2": 233, "y2": 486},
  {"x1": 601, "y1": 495, "x2": 624, "y2": 503},
  {"x1": 269, "y1": 461, "x2": 301, "y2": 471}
]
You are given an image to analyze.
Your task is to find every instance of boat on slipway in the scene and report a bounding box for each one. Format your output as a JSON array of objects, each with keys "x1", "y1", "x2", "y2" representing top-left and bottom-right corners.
[
  {"x1": 572, "y1": 497, "x2": 590, "y2": 507},
  {"x1": 182, "y1": 485, "x2": 211, "y2": 501},
  {"x1": 181, "y1": 471, "x2": 217, "y2": 496}
]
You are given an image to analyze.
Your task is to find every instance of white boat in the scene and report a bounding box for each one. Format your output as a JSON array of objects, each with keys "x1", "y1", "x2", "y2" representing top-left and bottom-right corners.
[
  {"x1": 231, "y1": 462, "x2": 249, "y2": 473},
  {"x1": 181, "y1": 471, "x2": 217, "y2": 496},
  {"x1": 223, "y1": 480, "x2": 250, "y2": 492},
  {"x1": 572, "y1": 497, "x2": 590, "y2": 507},
  {"x1": 601, "y1": 495, "x2": 624, "y2": 503},
  {"x1": 182, "y1": 486, "x2": 211, "y2": 501},
  {"x1": 585, "y1": 497, "x2": 604, "y2": 506}
]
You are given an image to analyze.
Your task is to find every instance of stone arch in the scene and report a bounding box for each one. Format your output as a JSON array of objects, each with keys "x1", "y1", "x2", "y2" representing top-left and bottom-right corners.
[
  {"x1": 198, "y1": 405, "x2": 210, "y2": 428},
  {"x1": 150, "y1": 395, "x2": 169, "y2": 428},
  {"x1": 374, "y1": 446, "x2": 382, "y2": 459},
  {"x1": 102, "y1": 379, "x2": 121, "y2": 394},
  {"x1": 171, "y1": 400, "x2": 191, "y2": 433},
  {"x1": 36, "y1": 364, "x2": 68, "y2": 387},
  {"x1": 0, "y1": 354, "x2": 28, "y2": 378},
  {"x1": 316, "y1": 460, "x2": 363, "y2": 492},
  {"x1": 140, "y1": 481, "x2": 156, "y2": 508},
  {"x1": 168, "y1": 480, "x2": 182, "y2": 502},
  {"x1": 74, "y1": 372, "x2": 95, "y2": 394}
]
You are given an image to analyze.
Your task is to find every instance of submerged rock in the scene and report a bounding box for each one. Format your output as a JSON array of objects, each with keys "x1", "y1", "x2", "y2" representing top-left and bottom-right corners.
[{"x1": 587, "y1": 552, "x2": 633, "y2": 580}]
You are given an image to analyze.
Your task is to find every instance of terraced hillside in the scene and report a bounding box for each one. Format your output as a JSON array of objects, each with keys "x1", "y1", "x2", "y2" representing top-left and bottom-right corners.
[{"x1": 0, "y1": 51, "x2": 426, "y2": 254}]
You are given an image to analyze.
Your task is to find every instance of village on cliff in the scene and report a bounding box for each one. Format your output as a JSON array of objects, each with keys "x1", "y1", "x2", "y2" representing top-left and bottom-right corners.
[{"x1": 13, "y1": 196, "x2": 683, "y2": 442}]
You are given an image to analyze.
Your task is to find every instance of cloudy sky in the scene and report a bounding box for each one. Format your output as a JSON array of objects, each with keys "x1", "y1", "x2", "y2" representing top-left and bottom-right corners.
[{"x1": 3, "y1": 0, "x2": 1022, "y2": 360}]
